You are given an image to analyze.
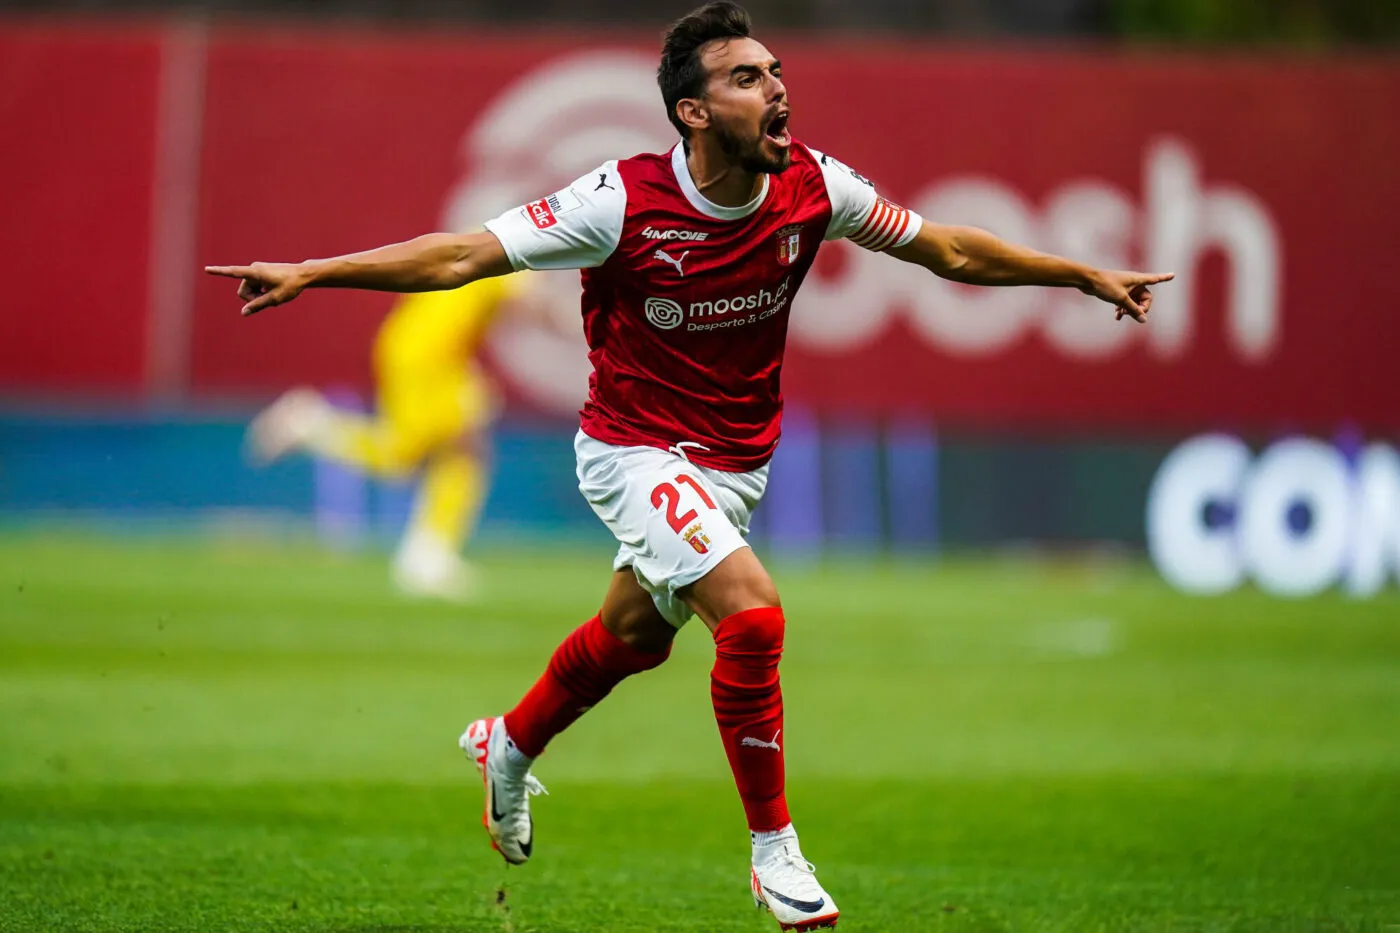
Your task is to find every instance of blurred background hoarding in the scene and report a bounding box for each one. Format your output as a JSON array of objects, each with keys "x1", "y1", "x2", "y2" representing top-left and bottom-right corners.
[{"x1": 1, "y1": 1, "x2": 1398, "y2": 594}]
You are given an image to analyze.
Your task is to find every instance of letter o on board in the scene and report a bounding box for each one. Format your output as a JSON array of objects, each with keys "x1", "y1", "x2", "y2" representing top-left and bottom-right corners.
[
  {"x1": 1146, "y1": 434, "x2": 1251, "y2": 595},
  {"x1": 1239, "y1": 439, "x2": 1351, "y2": 597}
]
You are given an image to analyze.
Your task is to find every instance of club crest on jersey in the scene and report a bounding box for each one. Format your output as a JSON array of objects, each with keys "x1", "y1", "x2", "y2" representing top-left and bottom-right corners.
[
  {"x1": 776, "y1": 224, "x2": 803, "y2": 266},
  {"x1": 683, "y1": 523, "x2": 711, "y2": 555}
]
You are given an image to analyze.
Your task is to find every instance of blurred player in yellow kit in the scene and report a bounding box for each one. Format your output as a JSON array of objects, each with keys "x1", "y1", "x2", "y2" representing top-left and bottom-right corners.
[{"x1": 247, "y1": 275, "x2": 536, "y2": 601}]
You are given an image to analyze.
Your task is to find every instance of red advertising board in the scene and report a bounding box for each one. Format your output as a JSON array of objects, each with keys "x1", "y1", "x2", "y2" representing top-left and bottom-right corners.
[
  {"x1": 0, "y1": 24, "x2": 161, "y2": 395},
  {"x1": 3, "y1": 23, "x2": 1397, "y2": 432}
]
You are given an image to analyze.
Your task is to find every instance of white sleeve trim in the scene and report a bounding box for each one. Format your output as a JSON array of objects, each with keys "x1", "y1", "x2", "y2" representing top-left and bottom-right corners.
[
  {"x1": 483, "y1": 161, "x2": 626, "y2": 271},
  {"x1": 811, "y1": 146, "x2": 922, "y2": 252},
  {"x1": 849, "y1": 196, "x2": 922, "y2": 251}
]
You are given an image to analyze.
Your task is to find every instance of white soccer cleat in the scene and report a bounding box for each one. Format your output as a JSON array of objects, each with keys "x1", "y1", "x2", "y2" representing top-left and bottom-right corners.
[
  {"x1": 751, "y1": 839, "x2": 840, "y2": 931},
  {"x1": 392, "y1": 557, "x2": 480, "y2": 603},
  {"x1": 459, "y1": 716, "x2": 546, "y2": 865},
  {"x1": 245, "y1": 387, "x2": 330, "y2": 465}
]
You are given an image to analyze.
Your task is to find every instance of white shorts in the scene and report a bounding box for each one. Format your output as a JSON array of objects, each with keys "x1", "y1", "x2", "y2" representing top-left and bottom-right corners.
[{"x1": 575, "y1": 430, "x2": 768, "y2": 628}]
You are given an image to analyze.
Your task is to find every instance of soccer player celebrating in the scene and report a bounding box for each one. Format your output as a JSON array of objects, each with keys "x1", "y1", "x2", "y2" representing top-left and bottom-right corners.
[{"x1": 208, "y1": 3, "x2": 1171, "y2": 928}]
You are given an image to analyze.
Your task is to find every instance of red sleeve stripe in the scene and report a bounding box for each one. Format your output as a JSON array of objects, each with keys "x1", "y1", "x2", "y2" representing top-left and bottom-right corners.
[
  {"x1": 868, "y1": 206, "x2": 911, "y2": 251},
  {"x1": 851, "y1": 197, "x2": 911, "y2": 251},
  {"x1": 851, "y1": 199, "x2": 891, "y2": 245}
]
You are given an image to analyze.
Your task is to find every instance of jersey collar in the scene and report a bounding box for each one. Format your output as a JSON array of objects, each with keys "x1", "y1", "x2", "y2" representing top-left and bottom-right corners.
[{"x1": 671, "y1": 143, "x2": 770, "y2": 221}]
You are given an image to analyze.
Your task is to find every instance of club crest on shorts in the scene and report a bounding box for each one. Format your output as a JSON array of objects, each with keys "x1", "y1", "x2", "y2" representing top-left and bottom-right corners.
[
  {"x1": 683, "y1": 523, "x2": 711, "y2": 555},
  {"x1": 776, "y1": 224, "x2": 803, "y2": 266}
]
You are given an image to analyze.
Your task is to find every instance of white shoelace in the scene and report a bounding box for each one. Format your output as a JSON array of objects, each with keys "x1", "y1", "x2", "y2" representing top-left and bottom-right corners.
[
  {"x1": 774, "y1": 849, "x2": 818, "y2": 877},
  {"x1": 758, "y1": 844, "x2": 825, "y2": 900},
  {"x1": 497, "y1": 770, "x2": 548, "y2": 800}
]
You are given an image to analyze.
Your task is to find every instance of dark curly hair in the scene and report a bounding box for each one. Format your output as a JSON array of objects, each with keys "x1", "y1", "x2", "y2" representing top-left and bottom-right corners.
[{"x1": 657, "y1": 2, "x2": 753, "y2": 140}]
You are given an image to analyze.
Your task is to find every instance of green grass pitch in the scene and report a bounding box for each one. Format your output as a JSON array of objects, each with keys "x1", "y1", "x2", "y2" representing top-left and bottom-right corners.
[{"x1": 1, "y1": 530, "x2": 1397, "y2": 932}]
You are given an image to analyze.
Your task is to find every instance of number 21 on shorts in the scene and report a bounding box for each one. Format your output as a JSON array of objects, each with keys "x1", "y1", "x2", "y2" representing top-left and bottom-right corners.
[{"x1": 651, "y1": 474, "x2": 718, "y2": 554}]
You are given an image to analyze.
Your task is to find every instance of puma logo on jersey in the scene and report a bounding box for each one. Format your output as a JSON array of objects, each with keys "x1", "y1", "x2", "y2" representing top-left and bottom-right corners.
[
  {"x1": 653, "y1": 249, "x2": 689, "y2": 276},
  {"x1": 642, "y1": 226, "x2": 709, "y2": 241},
  {"x1": 741, "y1": 729, "x2": 781, "y2": 751}
]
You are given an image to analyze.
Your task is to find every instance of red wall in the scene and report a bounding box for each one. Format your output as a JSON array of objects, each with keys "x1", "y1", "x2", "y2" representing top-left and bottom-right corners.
[
  {"x1": 0, "y1": 24, "x2": 161, "y2": 393},
  {"x1": 2, "y1": 23, "x2": 1397, "y2": 431}
]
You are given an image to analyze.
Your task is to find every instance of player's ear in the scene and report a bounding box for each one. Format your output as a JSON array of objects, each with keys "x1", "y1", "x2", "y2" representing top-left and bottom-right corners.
[{"x1": 675, "y1": 97, "x2": 709, "y2": 135}]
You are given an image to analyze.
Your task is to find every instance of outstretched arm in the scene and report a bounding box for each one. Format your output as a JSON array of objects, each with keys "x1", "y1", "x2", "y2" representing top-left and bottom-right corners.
[
  {"x1": 206, "y1": 230, "x2": 513, "y2": 316},
  {"x1": 887, "y1": 221, "x2": 1173, "y2": 322}
]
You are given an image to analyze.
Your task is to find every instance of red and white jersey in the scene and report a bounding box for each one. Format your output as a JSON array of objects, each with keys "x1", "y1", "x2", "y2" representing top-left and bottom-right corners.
[{"x1": 484, "y1": 141, "x2": 922, "y2": 472}]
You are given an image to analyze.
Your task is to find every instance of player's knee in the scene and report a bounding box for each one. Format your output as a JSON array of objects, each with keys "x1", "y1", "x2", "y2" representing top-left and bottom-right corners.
[
  {"x1": 685, "y1": 548, "x2": 781, "y2": 627},
  {"x1": 706, "y1": 577, "x2": 781, "y2": 629},
  {"x1": 601, "y1": 593, "x2": 677, "y2": 655},
  {"x1": 610, "y1": 610, "x2": 677, "y2": 656},
  {"x1": 629, "y1": 635, "x2": 674, "y2": 669},
  {"x1": 714, "y1": 605, "x2": 785, "y2": 657},
  {"x1": 745, "y1": 574, "x2": 781, "y2": 612},
  {"x1": 726, "y1": 557, "x2": 781, "y2": 610}
]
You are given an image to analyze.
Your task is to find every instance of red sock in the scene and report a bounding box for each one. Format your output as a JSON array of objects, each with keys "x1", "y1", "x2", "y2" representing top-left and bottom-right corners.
[
  {"x1": 503, "y1": 614, "x2": 670, "y2": 758},
  {"x1": 711, "y1": 606, "x2": 790, "y2": 832}
]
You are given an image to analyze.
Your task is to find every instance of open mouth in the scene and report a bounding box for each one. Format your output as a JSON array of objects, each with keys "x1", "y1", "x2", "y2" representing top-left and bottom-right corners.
[{"x1": 763, "y1": 110, "x2": 791, "y2": 147}]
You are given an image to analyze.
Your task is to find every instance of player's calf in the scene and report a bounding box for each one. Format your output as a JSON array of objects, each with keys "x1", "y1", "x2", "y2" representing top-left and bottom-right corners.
[
  {"x1": 710, "y1": 605, "x2": 789, "y2": 830},
  {"x1": 503, "y1": 613, "x2": 672, "y2": 758},
  {"x1": 599, "y1": 568, "x2": 682, "y2": 654}
]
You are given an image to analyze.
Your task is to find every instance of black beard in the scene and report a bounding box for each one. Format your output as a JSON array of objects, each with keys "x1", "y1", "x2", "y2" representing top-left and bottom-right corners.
[{"x1": 715, "y1": 120, "x2": 791, "y2": 174}]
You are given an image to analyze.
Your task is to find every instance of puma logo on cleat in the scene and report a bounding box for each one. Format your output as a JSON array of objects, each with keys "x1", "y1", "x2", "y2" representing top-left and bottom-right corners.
[{"x1": 741, "y1": 729, "x2": 781, "y2": 751}]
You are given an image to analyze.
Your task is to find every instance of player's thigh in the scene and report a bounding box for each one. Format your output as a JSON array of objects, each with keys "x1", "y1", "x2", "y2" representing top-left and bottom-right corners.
[
  {"x1": 576, "y1": 434, "x2": 750, "y2": 628},
  {"x1": 680, "y1": 546, "x2": 780, "y2": 633},
  {"x1": 599, "y1": 569, "x2": 677, "y2": 653}
]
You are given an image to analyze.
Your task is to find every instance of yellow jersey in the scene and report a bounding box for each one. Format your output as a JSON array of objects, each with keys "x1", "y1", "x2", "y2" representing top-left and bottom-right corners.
[{"x1": 374, "y1": 274, "x2": 521, "y2": 371}]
